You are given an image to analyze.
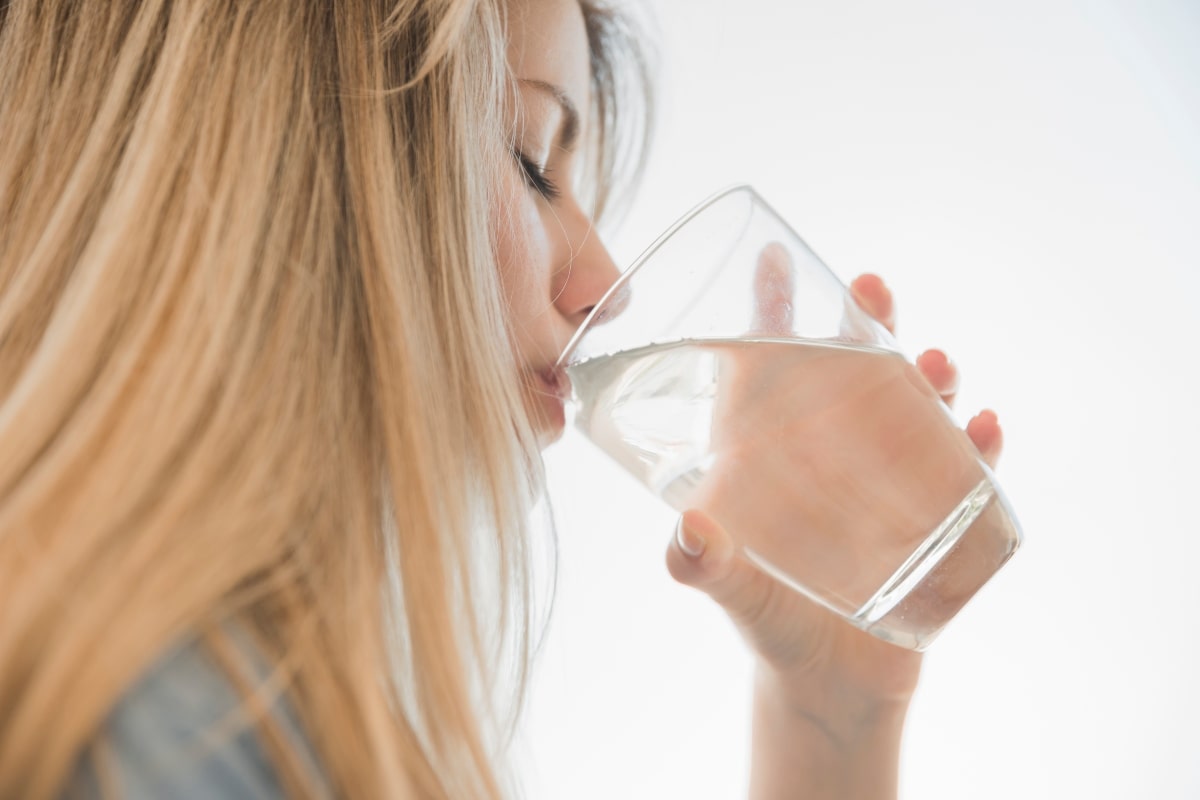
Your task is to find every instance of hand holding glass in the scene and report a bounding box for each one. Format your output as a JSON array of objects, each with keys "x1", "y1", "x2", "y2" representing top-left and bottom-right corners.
[{"x1": 557, "y1": 186, "x2": 1022, "y2": 650}]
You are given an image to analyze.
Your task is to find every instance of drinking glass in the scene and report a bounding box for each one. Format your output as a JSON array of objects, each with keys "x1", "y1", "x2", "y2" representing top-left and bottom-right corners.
[{"x1": 557, "y1": 185, "x2": 1022, "y2": 650}]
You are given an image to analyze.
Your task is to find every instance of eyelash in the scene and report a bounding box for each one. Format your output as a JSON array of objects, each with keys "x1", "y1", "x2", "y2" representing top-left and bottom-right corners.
[{"x1": 513, "y1": 149, "x2": 562, "y2": 202}]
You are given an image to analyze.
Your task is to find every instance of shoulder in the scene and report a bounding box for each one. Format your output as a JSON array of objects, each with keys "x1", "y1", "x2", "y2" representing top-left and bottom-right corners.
[{"x1": 61, "y1": 627, "x2": 329, "y2": 800}]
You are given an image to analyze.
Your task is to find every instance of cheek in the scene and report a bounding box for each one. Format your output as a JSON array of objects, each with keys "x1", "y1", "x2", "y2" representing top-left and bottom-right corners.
[{"x1": 491, "y1": 178, "x2": 554, "y2": 329}]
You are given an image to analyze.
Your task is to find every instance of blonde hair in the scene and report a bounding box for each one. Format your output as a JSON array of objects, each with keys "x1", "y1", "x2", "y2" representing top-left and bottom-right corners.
[{"x1": 0, "y1": 1, "x2": 650, "y2": 798}]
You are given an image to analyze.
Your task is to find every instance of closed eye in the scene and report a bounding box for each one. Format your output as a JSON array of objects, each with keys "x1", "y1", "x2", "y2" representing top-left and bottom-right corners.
[{"x1": 512, "y1": 148, "x2": 562, "y2": 202}]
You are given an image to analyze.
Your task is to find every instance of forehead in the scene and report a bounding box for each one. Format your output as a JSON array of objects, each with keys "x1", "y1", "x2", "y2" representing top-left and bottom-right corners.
[{"x1": 505, "y1": 0, "x2": 590, "y2": 121}]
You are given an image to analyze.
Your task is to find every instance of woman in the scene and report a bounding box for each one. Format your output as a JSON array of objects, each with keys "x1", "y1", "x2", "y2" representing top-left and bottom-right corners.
[{"x1": 0, "y1": 0, "x2": 1002, "y2": 797}]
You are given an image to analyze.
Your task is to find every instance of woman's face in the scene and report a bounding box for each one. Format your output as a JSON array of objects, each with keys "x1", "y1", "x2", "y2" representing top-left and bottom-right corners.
[{"x1": 496, "y1": 0, "x2": 621, "y2": 448}]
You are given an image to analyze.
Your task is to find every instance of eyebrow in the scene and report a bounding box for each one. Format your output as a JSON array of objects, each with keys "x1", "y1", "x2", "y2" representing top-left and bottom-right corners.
[{"x1": 518, "y1": 78, "x2": 581, "y2": 152}]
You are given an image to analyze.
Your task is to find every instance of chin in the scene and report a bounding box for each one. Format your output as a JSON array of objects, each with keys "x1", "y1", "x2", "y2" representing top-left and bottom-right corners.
[
  {"x1": 528, "y1": 398, "x2": 566, "y2": 449},
  {"x1": 536, "y1": 421, "x2": 566, "y2": 450},
  {"x1": 524, "y1": 382, "x2": 567, "y2": 450}
]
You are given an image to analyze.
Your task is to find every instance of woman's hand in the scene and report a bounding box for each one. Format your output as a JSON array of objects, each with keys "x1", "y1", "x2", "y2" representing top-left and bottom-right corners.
[{"x1": 663, "y1": 271, "x2": 1004, "y2": 736}]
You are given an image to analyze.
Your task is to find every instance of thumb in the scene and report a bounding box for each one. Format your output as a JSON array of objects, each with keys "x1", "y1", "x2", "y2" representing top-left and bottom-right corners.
[{"x1": 665, "y1": 509, "x2": 782, "y2": 629}]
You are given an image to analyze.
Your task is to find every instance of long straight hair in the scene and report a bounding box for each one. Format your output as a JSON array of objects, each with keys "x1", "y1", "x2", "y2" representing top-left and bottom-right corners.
[{"x1": 0, "y1": 0, "x2": 650, "y2": 797}]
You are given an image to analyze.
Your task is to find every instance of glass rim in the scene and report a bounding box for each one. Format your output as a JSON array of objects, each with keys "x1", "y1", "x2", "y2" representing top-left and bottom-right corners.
[{"x1": 554, "y1": 183, "x2": 821, "y2": 369}]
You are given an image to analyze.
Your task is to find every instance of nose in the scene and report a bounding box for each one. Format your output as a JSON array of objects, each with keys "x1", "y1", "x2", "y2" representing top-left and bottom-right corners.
[{"x1": 549, "y1": 204, "x2": 622, "y2": 329}]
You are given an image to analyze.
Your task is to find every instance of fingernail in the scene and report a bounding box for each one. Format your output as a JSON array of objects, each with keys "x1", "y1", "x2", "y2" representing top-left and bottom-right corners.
[
  {"x1": 942, "y1": 354, "x2": 960, "y2": 391},
  {"x1": 675, "y1": 517, "x2": 706, "y2": 558}
]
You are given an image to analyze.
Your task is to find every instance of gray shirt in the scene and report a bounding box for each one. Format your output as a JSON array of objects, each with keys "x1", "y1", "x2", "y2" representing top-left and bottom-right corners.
[{"x1": 60, "y1": 630, "x2": 330, "y2": 799}]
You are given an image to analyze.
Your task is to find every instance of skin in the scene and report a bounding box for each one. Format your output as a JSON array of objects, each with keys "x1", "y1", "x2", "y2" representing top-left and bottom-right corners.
[
  {"x1": 496, "y1": 0, "x2": 1005, "y2": 795},
  {"x1": 495, "y1": 0, "x2": 618, "y2": 449}
]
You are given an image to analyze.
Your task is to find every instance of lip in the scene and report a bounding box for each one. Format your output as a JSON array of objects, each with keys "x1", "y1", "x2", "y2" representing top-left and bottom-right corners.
[
  {"x1": 530, "y1": 366, "x2": 570, "y2": 437},
  {"x1": 536, "y1": 366, "x2": 572, "y2": 401}
]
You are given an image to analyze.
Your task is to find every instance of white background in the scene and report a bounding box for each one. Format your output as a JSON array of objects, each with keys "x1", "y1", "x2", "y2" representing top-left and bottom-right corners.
[{"x1": 517, "y1": 1, "x2": 1200, "y2": 798}]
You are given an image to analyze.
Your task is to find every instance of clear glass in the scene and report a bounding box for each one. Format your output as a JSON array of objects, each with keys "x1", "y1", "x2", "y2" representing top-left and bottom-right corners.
[{"x1": 557, "y1": 185, "x2": 1022, "y2": 650}]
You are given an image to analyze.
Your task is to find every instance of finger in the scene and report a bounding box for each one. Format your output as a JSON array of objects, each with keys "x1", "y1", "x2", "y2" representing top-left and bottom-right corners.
[
  {"x1": 915, "y1": 348, "x2": 960, "y2": 408},
  {"x1": 665, "y1": 509, "x2": 784, "y2": 631},
  {"x1": 849, "y1": 273, "x2": 895, "y2": 334},
  {"x1": 966, "y1": 409, "x2": 1003, "y2": 469},
  {"x1": 750, "y1": 242, "x2": 794, "y2": 335}
]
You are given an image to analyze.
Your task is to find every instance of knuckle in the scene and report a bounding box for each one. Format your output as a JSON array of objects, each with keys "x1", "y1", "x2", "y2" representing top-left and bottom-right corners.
[{"x1": 721, "y1": 569, "x2": 780, "y2": 631}]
